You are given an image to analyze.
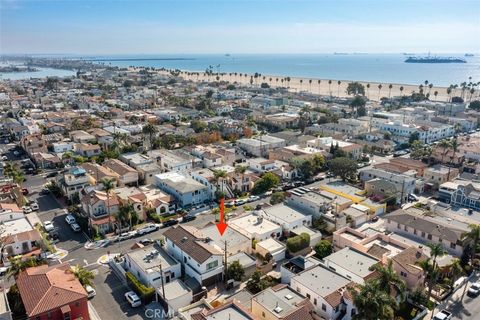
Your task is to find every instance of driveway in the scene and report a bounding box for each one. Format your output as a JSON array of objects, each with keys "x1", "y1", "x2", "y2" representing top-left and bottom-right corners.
[{"x1": 91, "y1": 265, "x2": 145, "y2": 320}]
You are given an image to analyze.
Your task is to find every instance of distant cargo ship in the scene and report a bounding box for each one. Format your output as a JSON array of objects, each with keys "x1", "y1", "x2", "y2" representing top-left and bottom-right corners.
[
  {"x1": 465, "y1": 53, "x2": 474, "y2": 57},
  {"x1": 405, "y1": 56, "x2": 466, "y2": 63}
]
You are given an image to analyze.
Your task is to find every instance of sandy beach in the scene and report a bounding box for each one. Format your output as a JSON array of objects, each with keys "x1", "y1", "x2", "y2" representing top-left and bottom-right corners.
[{"x1": 162, "y1": 70, "x2": 476, "y2": 103}]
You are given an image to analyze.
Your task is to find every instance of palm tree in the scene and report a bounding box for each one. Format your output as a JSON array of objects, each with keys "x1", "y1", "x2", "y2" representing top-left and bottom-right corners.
[
  {"x1": 388, "y1": 84, "x2": 393, "y2": 98},
  {"x1": 71, "y1": 264, "x2": 95, "y2": 287},
  {"x1": 337, "y1": 80, "x2": 341, "y2": 97},
  {"x1": 116, "y1": 203, "x2": 136, "y2": 230},
  {"x1": 447, "y1": 137, "x2": 458, "y2": 180},
  {"x1": 433, "y1": 91, "x2": 438, "y2": 101},
  {"x1": 212, "y1": 169, "x2": 227, "y2": 199},
  {"x1": 426, "y1": 243, "x2": 446, "y2": 303},
  {"x1": 100, "y1": 178, "x2": 115, "y2": 231},
  {"x1": 366, "y1": 83, "x2": 371, "y2": 98},
  {"x1": 328, "y1": 80, "x2": 332, "y2": 96},
  {"x1": 461, "y1": 224, "x2": 480, "y2": 300},
  {"x1": 428, "y1": 83, "x2": 434, "y2": 95},
  {"x1": 438, "y1": 139, "x2": 452, "y2": 164},
  {"x1": 377, "y1": 84, "x2": 383, "y2": 98},
  {"x1": 444, "y1": 258, "x2": 464, "y2": 281},
  {"x1": 317, "y1": 79, "x2": 321, "y2": 94},
  {"x1": 349, "y1": 280, "x2": 397, "y2": 320},
  {"x1": 299, "y1": 79, "x2": 303, "y2": 91},
  {"x1": 370, "y1": 260, "x2": 407, "y2": 301},
  {"x1": 446, "y1": 86, "x2": 453, "y2": 102},
  {"x1": 142, "y1": 123, "x2": 158, "y2": 150},
  {"x1": 308, "y1": 79, "x2": 312, "y2": 92},
  {"x1": 399, "y1": 86, "x2": 404, "y2": 97}
]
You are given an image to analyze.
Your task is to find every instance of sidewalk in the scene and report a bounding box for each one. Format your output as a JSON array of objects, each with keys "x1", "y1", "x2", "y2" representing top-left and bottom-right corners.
[{"x1": 88, "y1": 301, "x2": 102, "y2": 320}]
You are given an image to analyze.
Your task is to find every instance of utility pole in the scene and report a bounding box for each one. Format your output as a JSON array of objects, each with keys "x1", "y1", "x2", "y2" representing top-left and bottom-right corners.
[
  {"x1": 159, "y1": 263, "x2": 165, "y2": 301},
  {"x1": 224, "y1": 240, "x2": 228, "y2": 285},
  {"x1": 400, "y1": 178, "x2": 406, "y2": 205}
]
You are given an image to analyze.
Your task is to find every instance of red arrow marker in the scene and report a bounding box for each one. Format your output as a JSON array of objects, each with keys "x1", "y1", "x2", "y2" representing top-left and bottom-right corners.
[{"x1": 216, "y1": 198, "x2": 228, "y2": 236}]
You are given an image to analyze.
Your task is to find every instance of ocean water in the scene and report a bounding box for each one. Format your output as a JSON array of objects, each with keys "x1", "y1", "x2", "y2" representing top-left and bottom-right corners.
[
  {"x1": 90, "y1": 53, "x2": 480, "y2": 87},
  {"x1": 1, "y1": 54, "x2": 479, "y2": 86}
]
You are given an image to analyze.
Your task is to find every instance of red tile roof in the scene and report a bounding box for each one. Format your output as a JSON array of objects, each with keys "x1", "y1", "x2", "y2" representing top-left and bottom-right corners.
[{"x1": 16, "y1": 263, "x2": 87, "y2": 317}]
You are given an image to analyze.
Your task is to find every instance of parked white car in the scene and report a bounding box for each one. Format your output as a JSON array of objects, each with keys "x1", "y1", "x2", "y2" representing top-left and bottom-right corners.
[
  {"x1": 468, "y1": 282, "x2": 480, "y2": 297},
  {"x1": 65, "y1": 214, "x2": 76, "y2": 225},
  {"x1": 85, "y1": 285, "x2": 96, "y2": 299},
  {"x1": 43, "y1": 221, "x2": 55, "y2": 232},
  {"x1": 137, "y1": 224, "x2": 159, "y2": 235},
  {"x1": 125, "y1": 291, "x2": 141, "y2": 307},
  {"x1": 70, "y1": 223, "x2": 81, "y2": 232},
  {"x1": 30, "y1": 202, "x2": 39, "y2": 211}
]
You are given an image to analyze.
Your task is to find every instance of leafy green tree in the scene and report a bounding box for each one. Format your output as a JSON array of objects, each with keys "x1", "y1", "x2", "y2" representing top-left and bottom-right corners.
[
  {"x1": 190, "y1": 120, "x2": 208, "y2": 133},
  {"x1": 469, "y1": 100, "x2": 480, "y2": 111},
  {"x1": 246, "y1": 271, "x2": 269, "y2": 294},
  {"x1": 328, "y1": 157, "x2": 358, "y2": 181},
  {"x1": 409, "y1": 131, "x2": 420, "y2": 144},
  {"x1": 227, "y1": 260, "x2": 245, "y2": 281},
  {"x1": 7, "y1": 257, "x2": 46, "y2": 279},
  {"x1": 270, "y1": 192, "x2": 285, "y2": 205},
  {"x1": 346, "y1": 82, "x2": 366, "y2": 96},
  {"x1": 410, "y1": 140, "x2": 431, "y2": 160},
  {"x1": 251, "y1": 172, "x2": 280, "y2": 195},
  {"x1": 314, "y1": 240, "x2": 333, "y2": 260},
  {"x1": 286, "y1": 233, "x2": 310, "y2": 253}
]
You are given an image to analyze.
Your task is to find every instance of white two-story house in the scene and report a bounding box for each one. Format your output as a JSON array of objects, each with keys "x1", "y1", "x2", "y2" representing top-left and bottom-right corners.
[{"x1": 163, "y1": 225, "x2": 224, "y2": 286}]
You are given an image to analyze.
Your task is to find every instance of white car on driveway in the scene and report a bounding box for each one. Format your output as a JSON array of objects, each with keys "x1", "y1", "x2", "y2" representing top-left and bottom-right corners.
[
  {"x1": 65, "y1": 214, "x2": 76, "y2": 225},
  {"x1": 85, "y1": 285, "x2": 96, "y2": 299},
  {"x1": 125, "y1": 291, "x2": 141, "y2": 307},
  {"x1": 70, "y1": 223, "x2": 81, "y2": 232},
  {"x1": 30, "y1": 202, "x2": 39, "y2": 211},
  {"x1": 43, "y1": 221, "x2": 55, "y2": 232}
]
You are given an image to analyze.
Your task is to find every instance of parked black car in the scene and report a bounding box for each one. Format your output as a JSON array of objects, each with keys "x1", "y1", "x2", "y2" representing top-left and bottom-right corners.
[
  {"x1": 162, "y1": 219, "x2": 179, "y2": 228},
  {"x1": 181, "y1": 215, "x2": 196, "y2": 223}
]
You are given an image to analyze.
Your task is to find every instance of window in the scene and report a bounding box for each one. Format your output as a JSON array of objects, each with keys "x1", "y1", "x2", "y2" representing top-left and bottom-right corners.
[
  {"x1": 322, "y1": 303, "x2": 327, "y2": 311},
  {"x1": 421, "y1": 232, "x2": 426, "y2": 238},
  {"x1": 64, "y1": 312, "x2": 71, "y2": 320},
  {"x1": 400, "y1": 271, "x2": 407, "y2": 277},
  {"x1": 314, "y1": 298, "x2": 317, "y2": 305},
  {"x1": 427, "y1": 234, "x2": 432, "y2": 240},
  {"x1": 397, "y1": 223, "x2": 401, "y2": 229},
  {"x1": 414, "y1": 229, "x2": 417, "y2": 235},
  {"x1": 307, "y1": 293, "x2": 311, "y2": 299},
  {"x1": 206, "y1": 260, "x2": 218, "y2": 270},
  {"x1": 262, "y1": 312, "x2": 265, "y2": 318}
]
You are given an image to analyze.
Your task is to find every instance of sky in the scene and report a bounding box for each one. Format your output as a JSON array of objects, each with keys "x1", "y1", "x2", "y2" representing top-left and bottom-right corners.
[{"x1": 1, "y1": 0, "x2": 479, "y2": 55}]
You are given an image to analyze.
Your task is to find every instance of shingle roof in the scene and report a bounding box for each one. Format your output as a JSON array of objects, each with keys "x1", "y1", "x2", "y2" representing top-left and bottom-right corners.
[
  {"x1": 163, "y1": 225, "x2": 222, "y2": 264},
  {"x1": 16, "y1": 263, "x2": 87, "y2": 317},
  {"x1": 385, "y1": 209, "x2": 465, "y2": 244},
  {"x1": 392, "y1": 247, "x2": 427, "y2": 276}
]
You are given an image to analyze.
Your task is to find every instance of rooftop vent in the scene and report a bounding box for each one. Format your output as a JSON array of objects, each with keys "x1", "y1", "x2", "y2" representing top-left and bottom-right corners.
[
  {"x1": 181, "y1": 236, "x2": 188, "y2": 243},
  {"x1": 285, "y1": 294, "x2": 293, "y2": 300},
  {"x1": 274, "y1": 306, "x2": 283, "y2": 314}
]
